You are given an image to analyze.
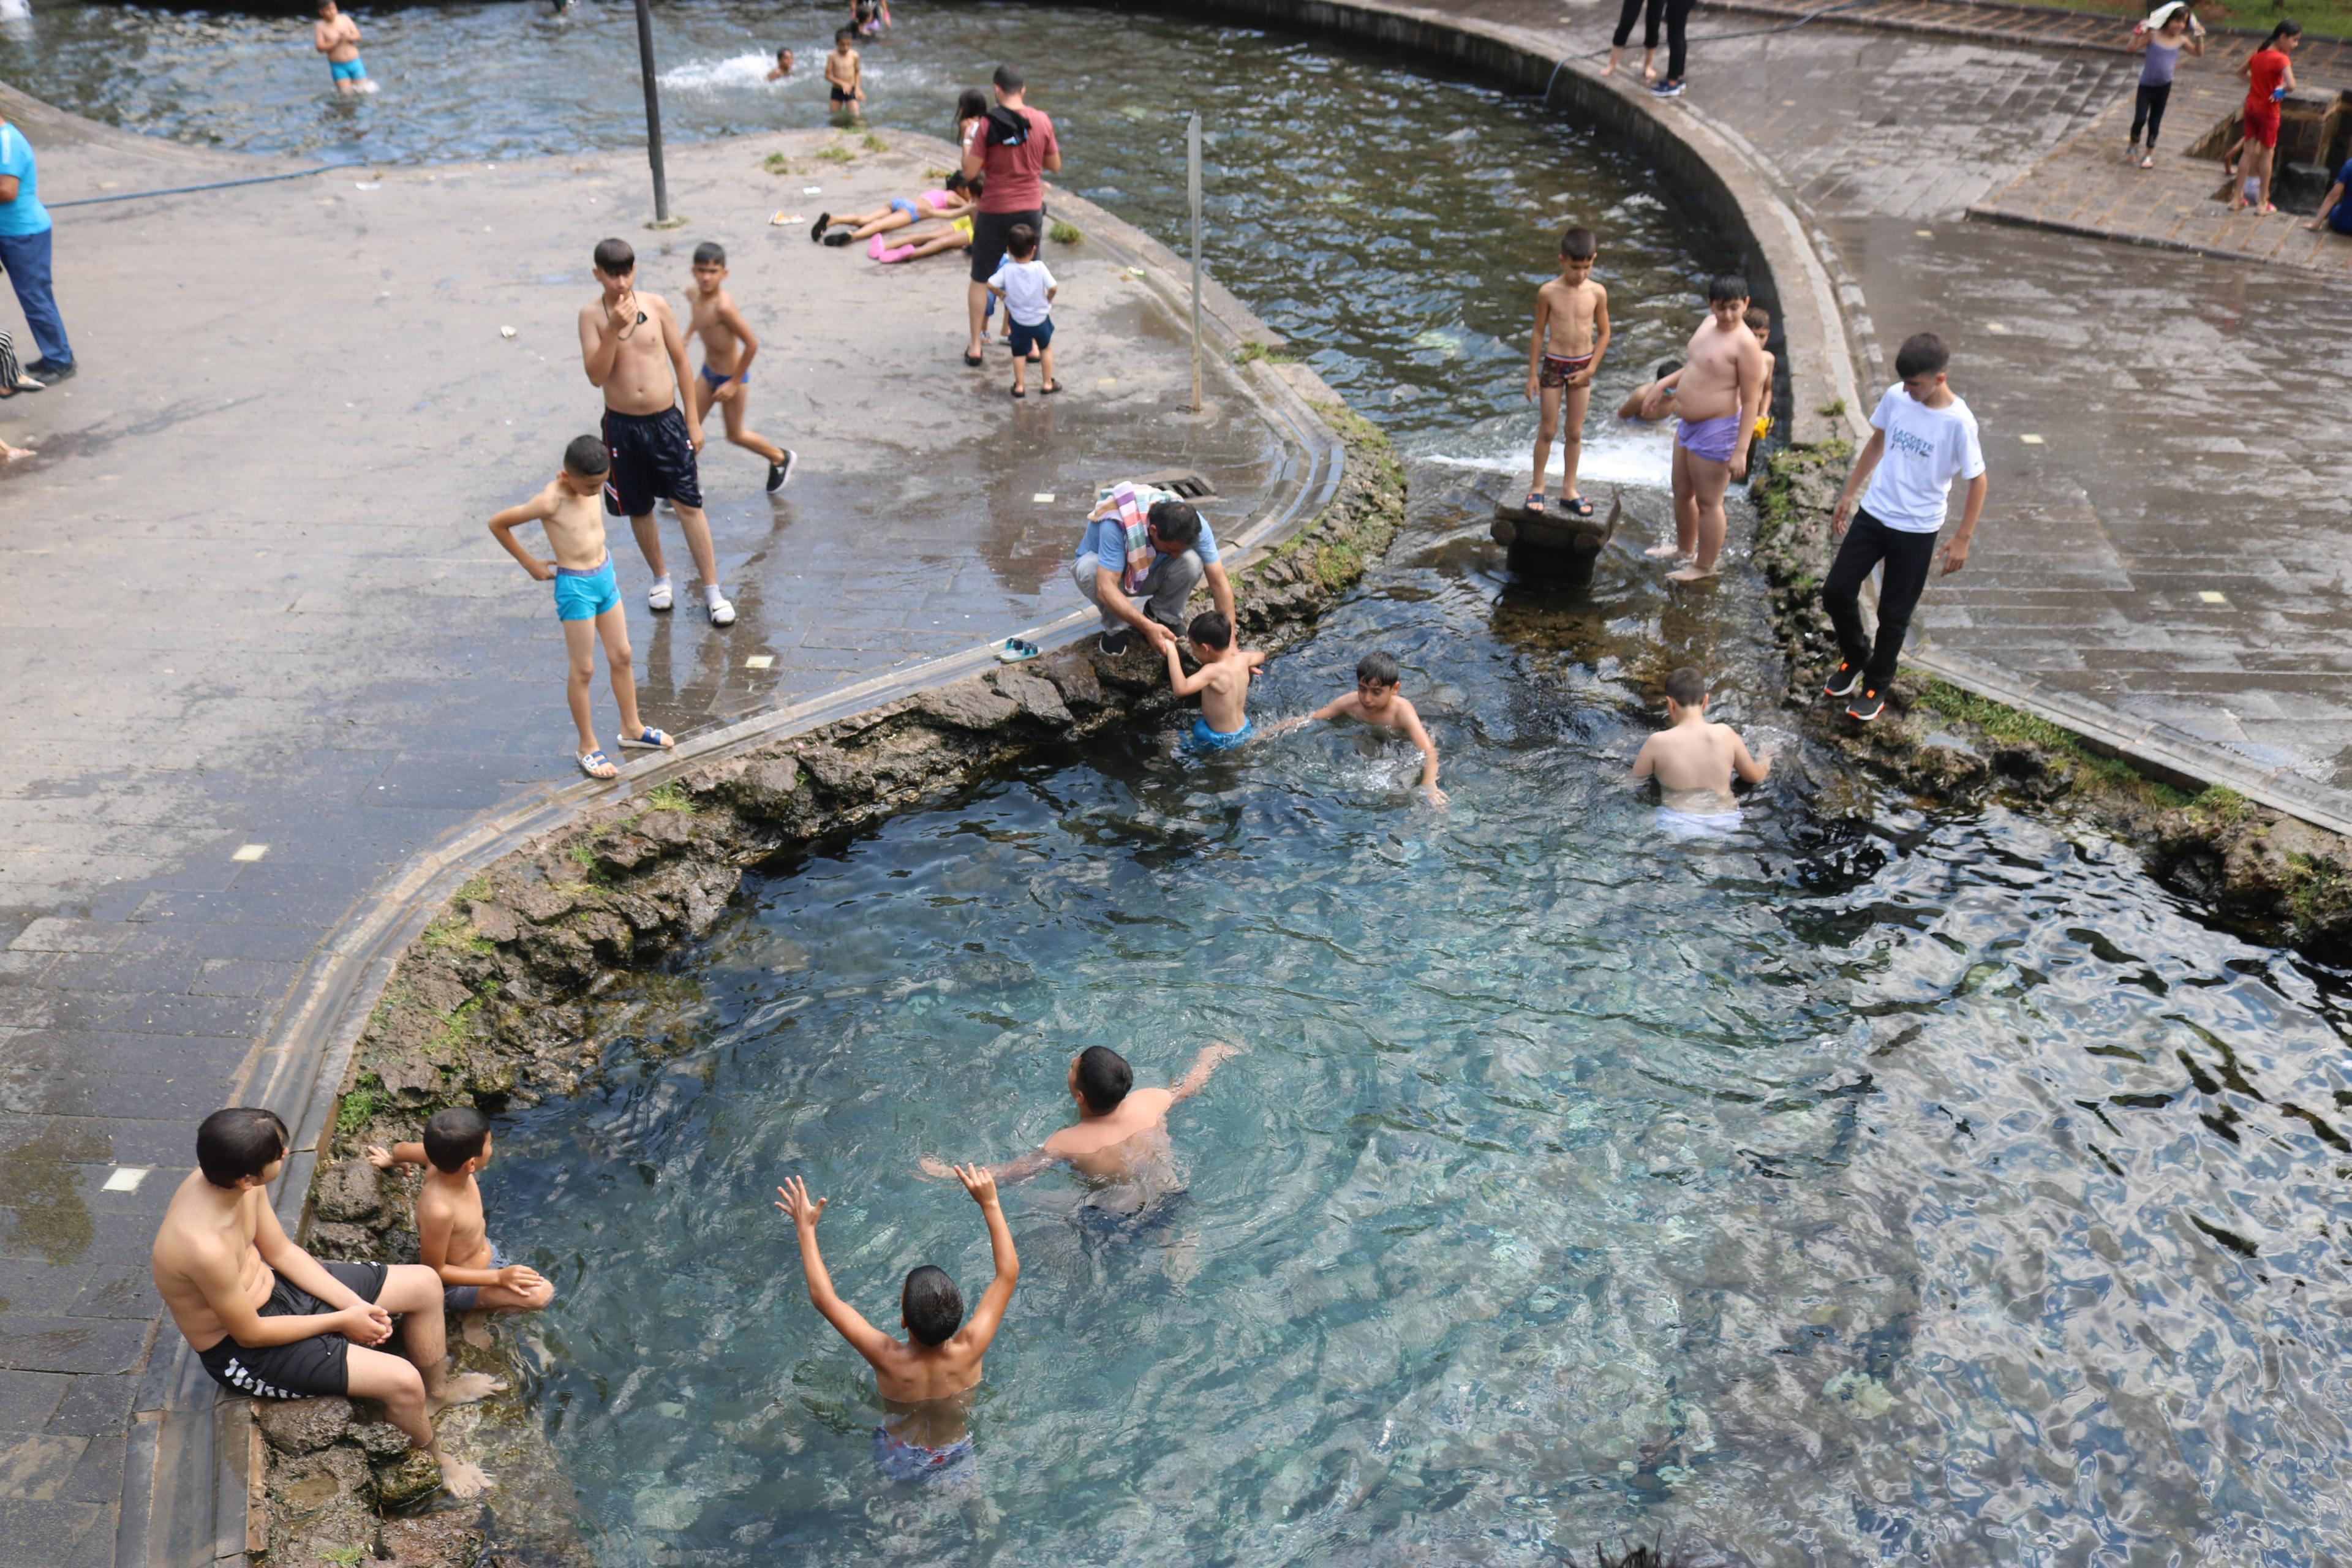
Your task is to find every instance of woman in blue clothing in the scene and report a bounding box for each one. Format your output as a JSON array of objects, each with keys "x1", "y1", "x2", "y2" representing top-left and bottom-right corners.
[{"x1": 0, "y1": 118, "x2": 72, "y2": 382}]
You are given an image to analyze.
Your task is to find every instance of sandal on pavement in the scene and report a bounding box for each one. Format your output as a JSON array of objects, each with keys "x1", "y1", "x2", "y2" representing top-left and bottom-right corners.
[
  {"x1": 1011, "y1": 383, "x2": 1027, "y2": 398},
  {"x1": 578, "y1": 748, "x2": 618, "y2": 780},
  {"x1": 707, "y1": 594, "x2": 737, "y2": 627},
  {"x1": 618, "y1": 727, "x2": 674, "y2": 750},
  {"x1": 1041, "y1": 380, "x2": 1061, "y2": 395},
  {"x1": 647, "y1": 579, "x2": 674, "y2": 613},
  {"x1": 963, "y1": 349, "x2": 984, "y2": 366}
]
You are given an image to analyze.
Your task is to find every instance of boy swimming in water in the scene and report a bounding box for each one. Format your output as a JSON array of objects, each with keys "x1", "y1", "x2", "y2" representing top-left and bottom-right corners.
[
  {"x1": 312, "y1": 0, "x2": 375, "y2": 95},
  {"x1": 1523, "y1": 227, "x2": 1610, "y2": 519},
  {"x1": 1273, "y1": 650, "x2": 1446, "y2": 804},
  {"x1": 365, "y1": 1108, "x2": 554, "y2": 1319},
  {"x1": 764, "y1": 46, "x2": 794, "y2": 81},
  {"x1": 487, "y1": 434, "x2": 674, "y2": 779},
  {"x1": 1630, "y1": 666, "x2": 1769, "y2": 839},
  {"x1": 684, "y1": 241, "x2": 795, "y2": 493},
  {"x1": 776, "y1": 1166, "x2": 1016, "y2": 1484},
  {"x1": 1164, "y1": 609, "x2": 1264, "y2": 752},
  {"x1": 919, "y1": 1044, "x2": 1241, "y2": 1219}
]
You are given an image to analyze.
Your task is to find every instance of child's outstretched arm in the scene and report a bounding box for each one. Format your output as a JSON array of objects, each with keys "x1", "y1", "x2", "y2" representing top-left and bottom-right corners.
[
  {"x1": 1394, "y1": 698, "x2": 1446, "y2": 804},
  {"x1": 1169, "y1": 1040, "x2": 1242, "y2": 1102},
  {"x1": 775, "y1": 1176, "x2": 899, "y2": 1366},
  {"x1": 918, "y1": 1147, "x2": 1057, "y2": 1185},
  {"x1": 363, "y1": 1142, "x2": 426, "y2": 1168},
  {"x1": 1162, "y1": 638, "x2": 1211, "y2": 696},
  {"x1": 1732, "y1": 731, "x2": 1770, "y2": 785},
  {"x1": 952, "y1": 1166, "x2": 1019, "y2": 1351},
  {"x1": 488, "y1": 495, "x2": 558, "y2": 581},
  {"x1": 1265, "y1": 693, "x2": 1355, "y2": 739}
]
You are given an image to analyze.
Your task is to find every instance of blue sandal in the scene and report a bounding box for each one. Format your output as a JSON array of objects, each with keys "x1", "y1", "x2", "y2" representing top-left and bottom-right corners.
[
  {"x1": 577, "y1": 749, "x2": 617, "y2": 780},
  {"x1": 996, "y1": 638, "x2": 1040, "y2": 663},
  {"x1": 618, "y1": 727, "x2": 674, "y2": 750}
]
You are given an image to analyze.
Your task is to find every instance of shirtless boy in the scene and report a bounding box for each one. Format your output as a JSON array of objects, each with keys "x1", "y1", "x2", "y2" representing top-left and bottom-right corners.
[
  {"x1": 151, "y1": 1109, "x2": 496, "y2": 1498},
  {"x1": 578, "y1": 237, "x2": 734, "y2": 627},
  {"x1": 1164, "y1": 609, "x2": 1265, "y2": 752},
  {"x1": 824, "y1": 29, "x2": 864, "y2": 120},
  {"x1": 488, "y1": 434, "x2": 674, "y2": 779},
  {"x1": 1631, "y1": 666, "x2": 1770, "y2": 839},
  {"x1": 1649, "y1": 275, "x2": 1766, "y2": 583},
  {"x1": 1523, "y1": 227, "x2": 1610, "y2": 519},
  {"x1": 1618, "y1": 360, "x2": 1681, "y2": 424},
  {"x1": 684, "y1": 241, "x2": 795, "y2": 494},
  {"x1": 920, "y1": 1043, "x2": 1241, "y2": 1217},
  {"x1": 1273, "y1": 650, "x2": 1446, "y2": 805},
  {"x1": 312, "y1": 0, "x2": 375, "y2": 95},
  {"x1": 776, "y1": 1166, "x2": 1016, "y2": 1483},
  {"x1": 366, "y1": 1107, "x2": 554, "y2": 1319},
  {"x1": 764, "y1": 46, "x2": 794, "y2": 82}
]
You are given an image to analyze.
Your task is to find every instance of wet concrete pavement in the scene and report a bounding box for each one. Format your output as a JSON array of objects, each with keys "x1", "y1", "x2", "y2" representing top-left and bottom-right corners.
[
  {"x1": 1458, "y1": 0, "x2": 2352, "y2": 791},
  {"x1": 0, "y1": 118, "x2": 1285, "y2": 1565}
]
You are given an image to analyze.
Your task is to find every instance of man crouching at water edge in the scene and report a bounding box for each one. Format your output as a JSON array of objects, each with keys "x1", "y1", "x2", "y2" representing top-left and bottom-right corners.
[
  {"x1": 776, "y1": 1168, "x2": 1016, "y2": 1485},
  {"x1": 151, "y1": 1109, "x2": 499, "y2": 1498},
  {"x1": 919, "y1": 1043, "x2": 1240, "y2": 1218}
]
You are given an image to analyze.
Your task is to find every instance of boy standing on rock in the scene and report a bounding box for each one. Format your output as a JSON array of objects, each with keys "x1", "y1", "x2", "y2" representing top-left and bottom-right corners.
[
  {"x1": 1523, "y1": 226, "x2": 1608, "y2": 519},
  {"x1": 578, "y1": 237, "x2": 735, "y2": 627},
  {"x1": 1650, "y1": 275, "x2": 1765, "y2": 584}
]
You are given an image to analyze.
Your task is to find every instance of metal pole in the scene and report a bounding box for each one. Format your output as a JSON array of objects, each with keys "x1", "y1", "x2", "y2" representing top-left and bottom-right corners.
[
  {"x1": 1186, "y1": 113, "x2": 1203, "y2": 413},
  {"x1": 634, "y1": 0, "x2": 671, "y2": 223}
]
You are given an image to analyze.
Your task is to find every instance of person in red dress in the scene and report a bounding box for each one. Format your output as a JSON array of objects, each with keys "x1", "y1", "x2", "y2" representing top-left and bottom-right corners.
[{"x1": 2230, "y1": 20, "x2": 2301, "y2": 214}]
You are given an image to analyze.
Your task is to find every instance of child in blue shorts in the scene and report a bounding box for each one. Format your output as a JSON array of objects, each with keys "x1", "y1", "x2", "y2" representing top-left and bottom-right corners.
[
  {"x1": 1164, "y1": 610, "x2": 1264, "y2": 752},
  {"x1": 985, "y1": 223, "x2": 1059, "y2": 398},
  {"x1": 489, "y1": 435, "x2": 676, "y2": 779}
]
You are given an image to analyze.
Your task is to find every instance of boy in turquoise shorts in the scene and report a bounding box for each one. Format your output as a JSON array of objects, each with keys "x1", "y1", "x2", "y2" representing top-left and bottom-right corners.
[
  {"x1": 312, "y1": 1, "x2": 376, "y2": 95},
  {"x1": 488, "y1": 435, "x2": 675, "y2": 779}
]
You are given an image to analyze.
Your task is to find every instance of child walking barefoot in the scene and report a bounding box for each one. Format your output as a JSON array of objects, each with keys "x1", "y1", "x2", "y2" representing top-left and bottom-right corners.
[
  {"x1": 1523, "y1": 227, "x2": 1609, "y2": 519},
  {"x1": 488, "y1": 435, "x2": 675, "y2": 779}
]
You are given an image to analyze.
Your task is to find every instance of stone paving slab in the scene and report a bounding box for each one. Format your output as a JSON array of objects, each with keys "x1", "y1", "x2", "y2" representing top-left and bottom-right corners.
[{"x1": 0, "y1": 113, "x2": 1296, "y2": 1566}]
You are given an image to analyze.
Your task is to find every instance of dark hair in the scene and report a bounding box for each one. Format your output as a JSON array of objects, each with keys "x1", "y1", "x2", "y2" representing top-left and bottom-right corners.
[
  {"x1": 1655, "y1": 360, "x2": 1682, "y2": 381},
  {"x1": 1187, "y1": 610, "x2": 1232, "y2": 650},
  {"x1": 1664, "y1": 667, "x2": 1708, "y2": 707},
  {"x1": 1559, "y1": 227, "x2": 1597, "y2": 261},
  {"x1": 1585, "y1": 1547, "x2": 1710, "y2": 1568},
  {"x1": 197, "y1": 1107, "x2": 288, "y2": 1189},
  {"x1": 422, "y1": 1106, "x2": 492, "y2": 1173},
  {"x1": 1007, "y1": 223, "x2": 1039, "y2": 258},
  {"x1": 592, "y1": 237, "x2": 635, "y2": 276},
  {"x1": 955, "y1": 87, "x2": 990, "y2": 132},
  {"x1": 836, "y1": 26, "x2": 854, "y2": 43},
  {"x1": 2259, "y1": 18, "x2": 2301, "y2": 47},
  {"x1": 777, "y1": 45, "x2": 793, "y2": 60},
  {"x1": 946, "y1": 171, "x2": 971, "y2": 194},
  {"x1": 692, "y1": 240, "x2": 725, "y2": 266},
  {"x1": 1743, "y1": 306, "x2": 1771, "y2": 334},
  {"x1": 1706, "y1": 274, "x2": 1750, "y2": 304},
  {"x1": 1356, "y1": 650, "x2": 1401, "y2": 687},
  {"x1": 1076, "y1": 1045, "x2": 1133, "y2": 1113},
  {"x1": 1147, "y1": 499, "x2": 1202, "y2": 549},
  {"x1": 902, "y1": 1265, "x2": 964, "y2": 1345},
  {"x1": 1894, "y1": 331, "x2": 1950, "y2": 380},
  {"x1": 563, "y1": 434, "x2": 611, "y2": 478},
  {"x1": 992, "y1": 63, "x2": 1025, "y2": 93}
]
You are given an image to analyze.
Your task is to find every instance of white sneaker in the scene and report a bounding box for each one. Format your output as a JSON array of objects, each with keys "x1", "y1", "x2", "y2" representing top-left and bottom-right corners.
[
  {"x1": 647, "y1": 578, "x2": 674, "y2": 612},
  {"x1": 707, "y1": 594, "x2": 736, "y2": 627}
]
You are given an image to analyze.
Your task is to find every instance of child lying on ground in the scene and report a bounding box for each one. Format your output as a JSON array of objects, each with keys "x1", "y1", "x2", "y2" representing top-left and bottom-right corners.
[
  {"x1": 812, "y1": 174, "x2": 979, "y2": 246},
  {"x1": 1270, "y1": 650, "x2": 1446, "y2": 804}
]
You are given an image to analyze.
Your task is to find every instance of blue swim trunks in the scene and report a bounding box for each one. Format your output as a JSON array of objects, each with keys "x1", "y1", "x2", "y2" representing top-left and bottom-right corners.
[
  {"x1": 1187, "y1": 715, "x2": 1254, "y2": 752},
  {"x1": 1009, "y1": 315, "x2": 1054, "y2": 358},
  {"x1": 330, "y1": 56, "x2": 368, "y2": 82},
  {"x1": 440, "y1": 1241, "x2": 507, "y2": 1314},
  {"x1": 698, "y1": 363, "x2": 745, "y2": 391},
  {"x1": 552, "y1": 556, "x2": 620, "y2": 622},
  {"x1": 873, "y1": 1427, "x2": 976, "y2": 1485}
]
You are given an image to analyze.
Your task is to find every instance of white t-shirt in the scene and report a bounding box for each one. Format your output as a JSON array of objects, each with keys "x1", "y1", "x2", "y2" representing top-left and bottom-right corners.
[
  {"x1": 1861, "y1": 383, "x2": 1985, "y2": 533},
  {"x1": 987, "y1": 257, "x2": 1056, "y2": 326}
]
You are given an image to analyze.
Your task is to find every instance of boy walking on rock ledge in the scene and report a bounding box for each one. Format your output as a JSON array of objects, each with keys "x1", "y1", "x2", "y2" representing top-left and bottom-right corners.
[{"x1": 1820, "y1": 331, "x2": 1987, "y2": 723}]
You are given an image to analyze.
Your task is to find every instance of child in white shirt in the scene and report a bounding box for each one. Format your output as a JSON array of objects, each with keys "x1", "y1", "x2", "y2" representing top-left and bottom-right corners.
[{"x1": 985, "y1": 223, "x2": 1058, "y2": 398}]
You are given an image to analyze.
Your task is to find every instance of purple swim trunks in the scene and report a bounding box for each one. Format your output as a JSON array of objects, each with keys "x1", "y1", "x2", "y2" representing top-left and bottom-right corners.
[{"x1": 1676, "y1": 413, "x2": 1742, "y2": 464}]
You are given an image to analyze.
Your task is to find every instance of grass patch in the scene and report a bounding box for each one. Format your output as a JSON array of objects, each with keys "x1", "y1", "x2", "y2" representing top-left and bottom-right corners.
[
  {"x1": 762, "y1": 151, "x2": 791, "y2": 175},
  {"x1": 568, "y1": 842, "x2": 597, "y2": 869},
  {"x1": 457, "y1": 874, "x2": 492, "y2": 903},
  {"x1": 2190, "y1": 786, "x2": 2255, "y2": 824},
  {"x1": 1913, "y1": 678, "x2": 2193, "y2": 807},
  {"x1": 2014, "y1": 0, "x2": 2352, "y2": 43},
  {"x1": 816, "y1": 144, "x2": 856, "y2": 164},
  {"x1": 646, "y1": 782, "x2": 698, "y2": 815},
  {"x1": 1233, "y1": 340, "x2": 1298, "y2": 366},
  {"x1": 421, "y1": 915, "x2": 492, "y2": 958},
  {"x1": 1049, "y1": 219, "x2": 1082, "y2": 245},
  {"x1": 861, "y1": 132, "x2": 888, "y2": 152},
  {"x1": 1815, "y1": 398, "x2": 1847, "y2": 420},
  {"x1": 335, "y1": 1074, "x2": 384, "y2": 1138},
  {"x1": 2287, "y1": 852, "x2": 2352, "y2": 926}
]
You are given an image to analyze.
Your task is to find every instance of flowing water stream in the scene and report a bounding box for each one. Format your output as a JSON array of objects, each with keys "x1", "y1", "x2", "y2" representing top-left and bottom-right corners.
[{"x1": 20, "y1": 5, "x2": 2352, "y2": 1562}]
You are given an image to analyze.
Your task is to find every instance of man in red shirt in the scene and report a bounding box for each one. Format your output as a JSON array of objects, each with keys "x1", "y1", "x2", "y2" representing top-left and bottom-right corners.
[{"x1": 960, "y1": 63, "x2": 1061, "y2": 365}]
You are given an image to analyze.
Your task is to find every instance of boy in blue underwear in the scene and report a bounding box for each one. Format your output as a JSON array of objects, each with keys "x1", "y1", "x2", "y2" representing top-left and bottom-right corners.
[
  {"x1": 365, "y1": 1107, "x2": 553, "y2": 1320},
  {"x1": 1649, "y1": 276, "x2": 1765, "y2": 582},
  {"x1": 776, "y1": 1166, "x2": 1017, "y2": 1485},
  {"x1": 1631, "y1": 666, "x2": 1769, "y2": 839},
  {"x1": 312, "y1": 0, "x2": 375, "y2": 94},
  {"x1": 1164, "y1": 610, "x2": 1264, "y2": 752},
  {"x1": 488, "y1": 435, "x2": 676, "y2": 779},
  {"x1": 684, "y1": 241, "x2": 795, "y2": 494}
]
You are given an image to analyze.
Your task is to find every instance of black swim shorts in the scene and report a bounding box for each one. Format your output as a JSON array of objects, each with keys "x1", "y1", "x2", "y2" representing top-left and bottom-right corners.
[
  {"x1": 969, "y1": 208, "x2": 1043, "y2": 284},
  {"x1": 196, "y1": 1260, "x2": 390, "y2": 1400},
  {"x1": 602, "y1": 405, "x2": 704, "y2": 519}
]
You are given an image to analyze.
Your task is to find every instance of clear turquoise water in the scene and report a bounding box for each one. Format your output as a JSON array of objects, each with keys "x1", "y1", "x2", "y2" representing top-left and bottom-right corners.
[{"x1": 42, "y1": 4, "x2": 2352, "y2": 1561}]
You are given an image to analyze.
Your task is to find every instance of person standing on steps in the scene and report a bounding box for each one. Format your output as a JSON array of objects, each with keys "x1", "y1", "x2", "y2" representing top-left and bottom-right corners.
[
  {"x1": 0, "y1": 118, "x2": 72, "y2": 382},
  {"x1": 1820, "y1": 331, "x2": 1988, "y2": 725},
  {"x1": 1650, "y1": 0, "x2": 1697, "y2": 99},
  {"x1": 962, "y1": 63, "x2": 1060, "y2": 367},
  {"x1": 2127, "y1": 2, "x2": 2204, "y2": 170}
]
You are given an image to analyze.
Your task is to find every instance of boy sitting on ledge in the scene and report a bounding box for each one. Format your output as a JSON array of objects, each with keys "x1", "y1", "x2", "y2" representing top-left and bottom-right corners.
[{"x1": 368, "y1": 1106, "x2": 554, "y2": 1320}]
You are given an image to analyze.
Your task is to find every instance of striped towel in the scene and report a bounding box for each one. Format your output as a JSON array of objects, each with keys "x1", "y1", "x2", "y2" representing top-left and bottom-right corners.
[{"x1": 1100, "y1": 482, "x2": 1178, "y2": 594}]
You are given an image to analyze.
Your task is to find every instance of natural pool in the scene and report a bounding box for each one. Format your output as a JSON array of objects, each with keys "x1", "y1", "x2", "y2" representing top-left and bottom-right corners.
[{"x1": 29, "y1": 2, "x2": 2352, "y2": 1561}]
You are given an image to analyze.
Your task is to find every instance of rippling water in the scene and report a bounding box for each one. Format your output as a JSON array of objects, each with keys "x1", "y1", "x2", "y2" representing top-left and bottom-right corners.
[{"x1": 45, "y1": 4, "x2": 2352, "y2": 1561}]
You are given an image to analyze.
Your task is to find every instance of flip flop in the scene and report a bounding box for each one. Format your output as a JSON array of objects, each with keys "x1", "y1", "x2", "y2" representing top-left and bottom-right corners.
[
  {"x1": 618, "y1": 726, "x2": 674, "y2": 750},
  {"x1": 809, "y1": 213, "x2": 830, "y2": 243},
  {"x1": 578, "y1": 748, "x2": 617, "y2": 780},
  {"x1": 1562, "y1": 495, "x2": 1595, "y2": 519},
  {"x1": 963, "y1": 350, "x2": 984, "y2": 366},
  {"x1": 1041, "y1": 380, "x2": 1061, "y2": 395},
  {"x1": 1011, "y1": 383, "x2": 1027, "y2": 399},
  {"x1": 996, "y1": 638, "x2": 1040, "y2": 663},
  {"x1": 1522, "y1": 492, "x2": 1547, "y2": 514}
]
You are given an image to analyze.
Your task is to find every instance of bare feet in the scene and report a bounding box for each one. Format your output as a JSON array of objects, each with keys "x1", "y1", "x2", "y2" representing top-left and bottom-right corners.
[
  {"x1": 1666, "y1": 564, "x2": 1718, "y2": 583},
  {"x1": 1642, "y1": 541, "x2": 1689, "y2": 560},
  {"x1": 438, "y1": 1455, "x2": 492, "y2": 1500},
  {"x1": 430, "y1": 1370, "x2": 505, "y2": 1413},
  {"x1": 0, "y1": 442, "x2": 32, "y2": 464}
]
